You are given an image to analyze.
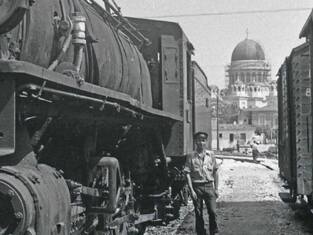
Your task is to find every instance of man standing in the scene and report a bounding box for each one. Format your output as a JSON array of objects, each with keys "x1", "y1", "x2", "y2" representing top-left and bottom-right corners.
[
  {"x1": 251, "y1": 140, "x2": 259, "y2": 162},
  {"x1": 184, "y1": 132, "x2": 219, "y2": 235}
]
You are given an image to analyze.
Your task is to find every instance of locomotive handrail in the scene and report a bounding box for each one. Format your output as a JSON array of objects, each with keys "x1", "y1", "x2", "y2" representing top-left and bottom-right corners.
[{"x1": 89, "y1": 0, "x2": 151, "y2": 47}]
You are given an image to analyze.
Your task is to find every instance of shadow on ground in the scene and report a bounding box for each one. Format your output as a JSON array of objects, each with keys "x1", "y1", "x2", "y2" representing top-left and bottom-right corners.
[{"x1": 176, "y1": 200, "x2": 313, "y2": 235}]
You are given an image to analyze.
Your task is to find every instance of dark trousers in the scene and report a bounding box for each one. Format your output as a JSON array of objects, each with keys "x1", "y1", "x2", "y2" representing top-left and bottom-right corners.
[
  {"x1": 252, "y1": 149, "x2": 258, "y2": 161},
  {"x1": 192, "y1": 183, "x2": 218, "y2": 235}
]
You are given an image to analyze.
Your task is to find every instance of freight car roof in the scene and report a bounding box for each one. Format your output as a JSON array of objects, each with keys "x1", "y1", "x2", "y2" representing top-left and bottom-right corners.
[
  {"x1": 192, "y1": 61, "x2": 211, "y2": 93},
  {"x1": 0, "y1": 60, "x2": 183, "y2": 122},
  {"x1": 299, "y1": 9, "x2": 313, "y2": 38},
  {"x1": 290, "y1": 42, "x2": 309, "y2": 56}
]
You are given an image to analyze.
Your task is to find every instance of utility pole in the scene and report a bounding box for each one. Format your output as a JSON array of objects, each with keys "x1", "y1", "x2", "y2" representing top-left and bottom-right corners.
[{"x1": 216, "y1": 89, "x2": 220, "y2": 151}]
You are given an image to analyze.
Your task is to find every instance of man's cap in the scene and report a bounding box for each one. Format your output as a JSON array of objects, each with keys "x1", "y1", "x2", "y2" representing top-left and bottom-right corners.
[{"x1": 194, "y1": 131, "x2": 208, "y2": 140}]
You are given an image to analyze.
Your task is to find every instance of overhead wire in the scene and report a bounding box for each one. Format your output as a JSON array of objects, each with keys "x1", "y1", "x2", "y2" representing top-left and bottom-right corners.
[
  {"x1": 142, "y1": 7, "x2": 311, "y2": 83},
  {"x1": 144, "y1": 7, "x2": 312, "y2": 19}
]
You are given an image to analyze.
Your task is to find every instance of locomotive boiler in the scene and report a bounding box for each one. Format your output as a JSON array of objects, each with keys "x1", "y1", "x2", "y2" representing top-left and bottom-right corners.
[
  {"x1": 0, "y1": 0, "x2": 152, "y2": 102},
  {"x1": 0, "y1": 0, "x2": 208, "y2": 234}
]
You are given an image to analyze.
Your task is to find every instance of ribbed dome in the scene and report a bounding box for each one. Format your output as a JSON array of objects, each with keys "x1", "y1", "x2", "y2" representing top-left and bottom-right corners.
[{"x1": 231, "y1": 39, "x2": 265, "y2": 61}]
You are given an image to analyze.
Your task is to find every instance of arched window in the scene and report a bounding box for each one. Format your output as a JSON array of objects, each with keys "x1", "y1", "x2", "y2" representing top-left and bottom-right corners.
[
  {"x1": 238, "y1": 86, "x2": 241, "y2": 92},
  {"x1": 254, "y1": 87, "x2": 257, "y2": 92},
  {"x1": 234, "y1": 86, "x2": 237, "y2": 92}
]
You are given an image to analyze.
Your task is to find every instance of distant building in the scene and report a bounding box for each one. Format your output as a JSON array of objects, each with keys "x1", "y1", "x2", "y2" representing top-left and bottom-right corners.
[
  {"x1": 213, "y1": 37, "x2": 278, "y2": 150},
  {"x1": 212, "y1": 123, "x2": 256, "y2": 150},
  {"x1": 224, "y1": 38, "x2": 276, "y2": 109}
]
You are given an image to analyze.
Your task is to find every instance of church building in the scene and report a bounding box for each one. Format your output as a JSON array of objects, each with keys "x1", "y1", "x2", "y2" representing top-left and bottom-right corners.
[
  {"x1": 224, "y1": 38, "x2": 277, "y2": 109},
  {"x1": 212, "y1": 37, "x2": 278, "y2": 150}
]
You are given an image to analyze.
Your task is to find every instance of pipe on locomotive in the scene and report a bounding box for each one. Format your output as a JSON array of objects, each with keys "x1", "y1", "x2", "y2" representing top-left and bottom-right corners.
[
  {"x1": 48, "y1": 17, "x2": 73, "y2": 71},
  {"x1": 49, "y1": 12, "x2": 86, "y2": 82},
  {"x1": 71, "y1": 12, "x2": 86, "y2": 76}
]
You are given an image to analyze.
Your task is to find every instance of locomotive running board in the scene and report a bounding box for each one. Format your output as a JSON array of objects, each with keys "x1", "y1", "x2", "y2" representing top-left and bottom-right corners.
[
  {"x1": 0, "y1": 60, "x2": 183, "y2": 122},
  {"x1": 0, "y1": 60, "x2": 183, "y2": 121}
]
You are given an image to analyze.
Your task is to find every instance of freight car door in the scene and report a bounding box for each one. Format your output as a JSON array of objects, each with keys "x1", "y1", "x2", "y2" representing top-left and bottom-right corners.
[{"x1": 161, "y1": 35, "x2": 181, "y2": 116}]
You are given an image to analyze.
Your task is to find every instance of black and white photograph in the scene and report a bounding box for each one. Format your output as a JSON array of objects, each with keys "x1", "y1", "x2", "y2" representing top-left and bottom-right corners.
[{"x1": 0, "y1": 0, "x2": 313, "y2": 234}]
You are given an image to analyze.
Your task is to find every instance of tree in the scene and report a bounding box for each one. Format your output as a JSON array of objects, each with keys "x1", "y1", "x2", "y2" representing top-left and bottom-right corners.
[{"x1": 210, "y1": 98, "x2": 240, "y2": 124}]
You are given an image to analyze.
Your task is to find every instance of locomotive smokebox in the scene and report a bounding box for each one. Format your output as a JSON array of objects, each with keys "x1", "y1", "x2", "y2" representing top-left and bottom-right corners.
[{"x1": 0, "y1": 0, "x2": 30, "y2": 34}]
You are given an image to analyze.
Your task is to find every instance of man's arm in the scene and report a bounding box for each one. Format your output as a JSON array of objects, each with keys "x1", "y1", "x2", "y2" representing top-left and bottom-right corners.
[
  {"x1": 213, "y1": 156, "x2": 219, "y2": 198},
  {"x1": 184, "y1": 154, "x2": 197, "y2": 200},
  {"x1": 186, "y1": 173, "x2": 197, "y2": 200},
  {"x1": 213, "y1": 170, "x2": 219, "y2": 193}
]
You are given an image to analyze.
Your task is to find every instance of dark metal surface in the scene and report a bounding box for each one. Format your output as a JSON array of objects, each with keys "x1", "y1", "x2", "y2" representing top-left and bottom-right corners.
[
  {"x1": 127, "y1": 18, "x2": 185, "y2": 110},
  {"x1": 0, "y1": 0, "x2": 30, "y2": 34},
  {"x1": 128, "y1": 17, "x2": 194, "y2": 156},
  {"x1": 289, "y1": 43, "x2": 312, "y2": 195},
  {"x1": 0, "y1": 78, "x2": 15, "y2": 156},
  {"x1": 277, "y1": 42, "x2": 312, "y2": 196},
  {"x1": 0, "y1": 165, "x2": 71, "y2": 234},
  {"x1": 277, "y1": 60, "x2": 292, "y2": 183},
  {"x1": 161, "y1": 35, "x2": 181, "y2": 116}
]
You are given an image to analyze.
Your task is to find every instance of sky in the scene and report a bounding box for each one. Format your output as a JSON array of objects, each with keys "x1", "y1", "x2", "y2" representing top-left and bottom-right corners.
[{"x1": 96, "y1": 0, "x2": 312, "y2": 88}]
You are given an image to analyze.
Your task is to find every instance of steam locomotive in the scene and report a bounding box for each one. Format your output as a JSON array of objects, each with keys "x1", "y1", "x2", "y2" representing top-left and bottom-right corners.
[
  {"x1": 277, "y1": 10, "x2": 313, "y2": 205},
  {"x1": 0, "y1": 0, "x2": 212, "y2": 234}
]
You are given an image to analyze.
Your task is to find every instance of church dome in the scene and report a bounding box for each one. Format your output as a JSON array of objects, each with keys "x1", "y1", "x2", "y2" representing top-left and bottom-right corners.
[{"x1": 231, "y1": 39, "x2": 265, "y2": 61}]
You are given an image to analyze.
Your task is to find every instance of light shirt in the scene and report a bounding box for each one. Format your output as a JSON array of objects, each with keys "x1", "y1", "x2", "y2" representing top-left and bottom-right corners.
[{"x1": 184, "y1": 150, "x2": 218, "y2": 183}]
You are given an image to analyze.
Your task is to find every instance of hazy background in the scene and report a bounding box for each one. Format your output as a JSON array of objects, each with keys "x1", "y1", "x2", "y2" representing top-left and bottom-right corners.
[{"x1": 96, "y1": 0, "x2": 312, "y2": 88}]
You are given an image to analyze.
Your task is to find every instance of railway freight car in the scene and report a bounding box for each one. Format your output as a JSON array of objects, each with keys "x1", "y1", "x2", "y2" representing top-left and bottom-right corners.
[
  {"x1": 277, "y1": 59, "x2": 292, "y2": 187},
  {"x1": 0, "y1": 0, "x2": 212, "y2": 234},
  {"x1": 277, "y1": 42, "x2": 312, "y2": 202},
  {"x1": 192, "y1": 61, "x2": 212, "y2": 149}
]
